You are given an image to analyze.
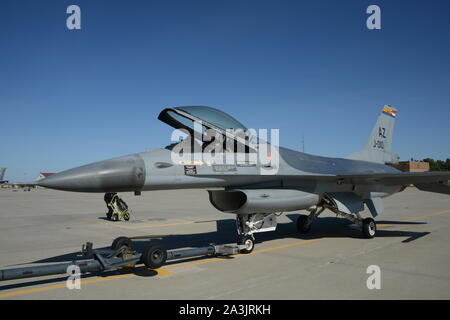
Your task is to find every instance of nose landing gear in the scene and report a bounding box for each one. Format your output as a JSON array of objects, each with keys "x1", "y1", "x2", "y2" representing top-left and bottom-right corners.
[{"x1": 235, "y1": 213, "x2": 278, "y2": 254}]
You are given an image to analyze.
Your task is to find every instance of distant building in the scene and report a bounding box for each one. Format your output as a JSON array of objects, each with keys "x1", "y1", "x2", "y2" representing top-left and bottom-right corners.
[
  {"x1": 36, "y1": 172, "x2": 55, "y2": 181},
  {"x1": 391, "y1": 161, "x2": 430, "y2": 172}
]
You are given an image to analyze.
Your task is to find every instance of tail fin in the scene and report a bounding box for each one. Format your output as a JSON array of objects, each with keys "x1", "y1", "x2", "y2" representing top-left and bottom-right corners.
[{"x1": 347, "y1": 105, "x2": 399, "y2": 164}]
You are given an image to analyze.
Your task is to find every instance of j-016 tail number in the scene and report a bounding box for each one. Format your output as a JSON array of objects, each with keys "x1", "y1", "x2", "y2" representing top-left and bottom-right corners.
[{"x1": 373, "y1": 140, "x2": 384, "y2": 149}]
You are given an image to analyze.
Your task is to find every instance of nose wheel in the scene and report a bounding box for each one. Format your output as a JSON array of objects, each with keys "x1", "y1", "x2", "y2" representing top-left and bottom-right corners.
[{"x1": 239, "y1": 235, "x2": 255, "y2": 254}]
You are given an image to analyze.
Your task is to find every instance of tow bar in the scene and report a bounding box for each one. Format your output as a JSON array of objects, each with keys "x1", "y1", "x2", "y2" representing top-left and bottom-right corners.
[{"x1": 0, "y1": 238, "x2": 245, "y2": 281}]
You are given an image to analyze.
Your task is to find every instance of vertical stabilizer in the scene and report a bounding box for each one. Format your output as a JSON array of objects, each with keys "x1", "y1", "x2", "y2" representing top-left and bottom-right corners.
[
  {"x1": 0, "y1": 168, "x2": 6, "y2": 181},
  {"x1": 347, "y1": 105, "x2": 398, "y2": 164}
]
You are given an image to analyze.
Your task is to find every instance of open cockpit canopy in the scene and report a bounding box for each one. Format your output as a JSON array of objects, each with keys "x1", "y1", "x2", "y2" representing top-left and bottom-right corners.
[{"x1": 158, "y1": 106, "x2": 256, "y2": 151}]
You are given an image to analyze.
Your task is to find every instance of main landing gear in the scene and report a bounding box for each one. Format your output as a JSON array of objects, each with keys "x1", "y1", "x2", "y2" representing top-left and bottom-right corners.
[
  {"x1": 295, "y1": 204, "x2": 377, "y2": 239},
  {"x1": 362, "y1": 217, "x2": 377, "y2": 238},
  {"x1": 296, "y1": 206, "x2": 325, "y2": 234}
]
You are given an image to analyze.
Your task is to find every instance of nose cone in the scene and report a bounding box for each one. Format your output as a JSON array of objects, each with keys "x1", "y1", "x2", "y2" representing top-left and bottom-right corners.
[{"x1": 38, "y1": 154, "x2": 146, "y2": 192}]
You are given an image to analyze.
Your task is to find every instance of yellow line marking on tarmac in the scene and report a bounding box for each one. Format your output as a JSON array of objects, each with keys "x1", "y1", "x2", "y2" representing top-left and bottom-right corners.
[
  {"x1": 2, "y1": 209, "x2": 449, "y2": 298},
  {"x1": 154, "y1": 268, "x2": 173, "y2": 276},
  {"x1": 0, "y1": 284, "x2": 68, "y2": 298},
  {"x1": 163, "y1": 258, "x2": 222, "y2": 271}
]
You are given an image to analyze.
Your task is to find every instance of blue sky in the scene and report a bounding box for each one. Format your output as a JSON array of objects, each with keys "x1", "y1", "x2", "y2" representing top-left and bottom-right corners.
[{"x1": 1, "y1": 0, "x2": 449, "y2": 181}]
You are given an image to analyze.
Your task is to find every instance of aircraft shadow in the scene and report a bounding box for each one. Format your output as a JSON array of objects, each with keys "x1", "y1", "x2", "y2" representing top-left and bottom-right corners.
[
  {"x1": 0, "y1": 215, "x2": 431, "y2": 291},
  {"x1": 284, "y1": 214, "x2": 430, "y2": 242}
]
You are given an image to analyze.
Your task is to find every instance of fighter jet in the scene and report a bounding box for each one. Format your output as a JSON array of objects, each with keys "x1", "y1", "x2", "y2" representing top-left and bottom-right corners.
[{"x1": 38, "y1": 105, "x2": 450, "y2": 253}]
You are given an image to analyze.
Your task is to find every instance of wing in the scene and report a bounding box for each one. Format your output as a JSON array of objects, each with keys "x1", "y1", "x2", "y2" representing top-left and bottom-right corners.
[
  {"x1": 192, "y1": 171, "x2": 450, "y2": 184},
  {"x1": 323, "y1": 171, "x2": 450, "y2": 185},
  {"x1": 190, "y1": 171, "x2": 450, "y2": 194}
]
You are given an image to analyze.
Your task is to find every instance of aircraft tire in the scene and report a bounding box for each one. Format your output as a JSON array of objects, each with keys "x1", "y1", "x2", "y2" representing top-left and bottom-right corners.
[
  {"x1": 142, "y1": 243, "x2": 167, "y2": 269},
  {"x1": 296, "y1": 215, "x2": 311, "y2": 234},
  {"x1": 239, "y1": 235, "x2": 255, "y2": 254},
  {"x1": 111, "y1": 236, "x2": 133, "y2": 251},
  {"x1": 362, "y1": 218, "x2": 376, "y2": 238}
]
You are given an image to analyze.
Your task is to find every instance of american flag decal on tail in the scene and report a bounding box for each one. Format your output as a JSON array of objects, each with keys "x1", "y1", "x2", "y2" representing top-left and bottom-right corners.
[{"x1": 382, "y1": 105, "x2": 397, "y2": 118}]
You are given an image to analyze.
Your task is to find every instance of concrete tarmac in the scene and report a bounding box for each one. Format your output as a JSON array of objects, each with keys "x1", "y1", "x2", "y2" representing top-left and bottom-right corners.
[{"x1": 0, "y1": 187, "x2": 449, "y2": 299}]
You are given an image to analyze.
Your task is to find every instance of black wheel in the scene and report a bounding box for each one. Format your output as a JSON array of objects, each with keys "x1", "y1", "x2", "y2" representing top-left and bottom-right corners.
[
  {"x1": 362, "y1": 218, "x2": 376, "y2": 238},
  {"x1": 123, "y1": 212, "x2": 130, "y2": 221},
  {"x1": 239, "y1": 235, "x2": 255, "y2": 254},
  {"x1": 296, "y1": 215, "x2": 311, "y2": 234},
  {"x1": 111, "y1": 236, "x2": 133, "y2": 251},
  {"x1": 142, "y1": 243, "x2": 167, "y2": 269},
  {"x1": 106, "y1": 209, "x2": 113, "y2": 220}
]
